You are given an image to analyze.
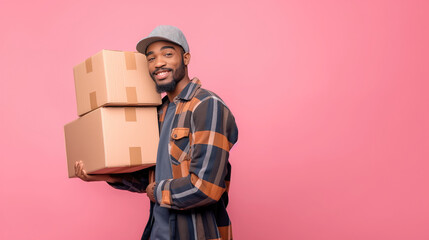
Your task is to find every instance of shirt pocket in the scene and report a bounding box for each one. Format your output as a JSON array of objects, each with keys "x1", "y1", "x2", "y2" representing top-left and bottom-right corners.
[
  {"x1": 171, "y1": 127, "x2": 190, "y2": 140},
  {"x1": 170, "y1": 128, "x2": 191, "y2": 163}
]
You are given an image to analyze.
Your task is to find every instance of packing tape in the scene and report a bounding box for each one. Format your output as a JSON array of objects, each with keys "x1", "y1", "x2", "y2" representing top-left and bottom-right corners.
[
  {"x1": 124, "y1": 107, "x2": 137, "y2": 122},
  {"x1": 129, "y1": 147, "x2": 142, "y2": 165},
  {"x1": 126, "y1": 87, "x2": 138, "y2": 103},
  {"x1": 85, "y1": 57, "x2": 93, "y2": 73},
  {"x1": 124, "y1": 51, "x2": 137, "y2": 70},
  {"x1": 89, "y1": 91, "x2": 98, "y2": 110}
]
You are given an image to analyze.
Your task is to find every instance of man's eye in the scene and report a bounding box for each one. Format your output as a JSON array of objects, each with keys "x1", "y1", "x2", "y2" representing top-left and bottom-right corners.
[
  {"x1": 147, "y1": 57, "x2": 155, "y2": 62},
  {"x1": 165, "y1": 53, "x2": 173, "y2": 57}
]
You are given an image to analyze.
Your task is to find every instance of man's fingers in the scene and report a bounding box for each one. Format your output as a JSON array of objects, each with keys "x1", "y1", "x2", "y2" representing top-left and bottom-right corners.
[
  {"x1": 75, "y1": 161, "x2": 80, "y2": 171},
  {"x1": 75, "y1": 161, "x2": 108, "y2": 182},
  {"x1": 75, "y1": 161, "x2": 87, "y2": 180},
  {"x1": 78, "y1": 161, "x2": 83, "y2": 173},
  {"x1": 77, "y1": 162, "x2": 82, "y2": 176}
]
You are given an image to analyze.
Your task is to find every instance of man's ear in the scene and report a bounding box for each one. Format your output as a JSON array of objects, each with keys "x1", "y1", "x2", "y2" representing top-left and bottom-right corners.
[{"x1": 183, "y1": 52, "x2": 191, "y2": 66}]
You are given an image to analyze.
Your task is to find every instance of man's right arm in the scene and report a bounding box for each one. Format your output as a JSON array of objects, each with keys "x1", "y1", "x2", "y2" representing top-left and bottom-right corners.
[
  {"x1": 74, "y1": 160, "x2": 122, "y2": 183},
  {"x1": 74, "y1": 160, "x2": 152, "y2": 193}
]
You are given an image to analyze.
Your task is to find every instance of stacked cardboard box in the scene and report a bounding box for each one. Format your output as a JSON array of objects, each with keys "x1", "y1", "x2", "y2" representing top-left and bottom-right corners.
[{"x1": 64, "y1": 50, "x2": 162, "y2": 178}]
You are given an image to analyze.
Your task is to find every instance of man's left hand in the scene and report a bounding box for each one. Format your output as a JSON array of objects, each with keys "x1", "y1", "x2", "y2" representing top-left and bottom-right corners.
[{"x1": 146, "y1": 182, "x2": 156, "y2": 203}]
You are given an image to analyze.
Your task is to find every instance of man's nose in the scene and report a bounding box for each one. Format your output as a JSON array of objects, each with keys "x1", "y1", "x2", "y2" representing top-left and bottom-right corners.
[{"x1": 154, "y1": 57, "x2": 166, "y2": 68}]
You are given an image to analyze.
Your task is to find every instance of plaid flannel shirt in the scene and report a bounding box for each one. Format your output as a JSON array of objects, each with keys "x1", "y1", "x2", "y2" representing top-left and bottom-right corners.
[{"x1": 109, "y1": 78, "x2": 238, "y2": 240}]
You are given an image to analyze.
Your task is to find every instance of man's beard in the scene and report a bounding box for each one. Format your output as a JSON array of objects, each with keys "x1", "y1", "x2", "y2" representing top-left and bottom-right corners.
[{"x1": 151, "y1": 58, "x2": 186, "y2": 93}]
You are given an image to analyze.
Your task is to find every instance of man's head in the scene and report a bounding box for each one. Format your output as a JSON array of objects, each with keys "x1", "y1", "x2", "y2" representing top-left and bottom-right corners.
[
  {"x1": 145, "y1": 41, "x2": 190, "y2": 93},
  {"x1": 136, "y1": 25, "x2": 190, "y2": 93}
]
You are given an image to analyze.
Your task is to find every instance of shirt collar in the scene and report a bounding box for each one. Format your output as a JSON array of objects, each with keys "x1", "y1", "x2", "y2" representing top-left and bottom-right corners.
[{"x1": 173, "y1": 78, "x2": 202, "y2": 102}]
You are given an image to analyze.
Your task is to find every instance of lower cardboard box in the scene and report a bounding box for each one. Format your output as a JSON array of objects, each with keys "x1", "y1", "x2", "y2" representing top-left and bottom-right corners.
[{"x1": 64, "y1": 106, "x2": 159, "y2": 178}]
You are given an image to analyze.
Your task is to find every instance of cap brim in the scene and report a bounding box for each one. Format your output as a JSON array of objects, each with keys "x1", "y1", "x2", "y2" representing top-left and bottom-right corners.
[{"x1": 136, "y1": 36, "x2": 176, "y2": 55}]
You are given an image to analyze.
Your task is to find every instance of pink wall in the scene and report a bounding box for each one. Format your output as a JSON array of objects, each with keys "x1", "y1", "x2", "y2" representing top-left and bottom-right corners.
[{"x1": 1, "y1": 0, "x2": 428, "y2": 239}]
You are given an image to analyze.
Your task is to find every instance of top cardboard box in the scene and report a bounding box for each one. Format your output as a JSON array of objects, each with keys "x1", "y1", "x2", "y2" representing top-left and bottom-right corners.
[{"x1": 73, "y1": 50, "x2": 162, "y2": 116}]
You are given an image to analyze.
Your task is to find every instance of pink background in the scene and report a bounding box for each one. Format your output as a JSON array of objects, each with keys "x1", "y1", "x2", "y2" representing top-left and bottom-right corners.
[{"x1": 1, "y1": 0, "x2": 428, "y2": 239}]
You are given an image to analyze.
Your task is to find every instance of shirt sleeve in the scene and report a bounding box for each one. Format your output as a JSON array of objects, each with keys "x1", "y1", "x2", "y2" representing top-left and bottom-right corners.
[
  {"x1": 154, "y1": 96, "x2": 238, "y2": 210},
  {"x1": 106, "y1": 167, "x2": 152, "y2": 193}
]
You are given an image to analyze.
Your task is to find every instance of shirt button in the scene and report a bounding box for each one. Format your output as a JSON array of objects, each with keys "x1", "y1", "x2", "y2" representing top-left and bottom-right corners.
[{"x1": 174, "y1": 134, "x2": 177, "y2": 138}]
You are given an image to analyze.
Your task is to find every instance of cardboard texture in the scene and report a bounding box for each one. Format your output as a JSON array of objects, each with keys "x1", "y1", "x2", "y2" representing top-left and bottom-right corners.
[
  {"x1": 64, "y1": 107, "x2": 159, "y2": 178},
  {"x1": 73, "y1": 50, "x2": 162, "y2": 116}
]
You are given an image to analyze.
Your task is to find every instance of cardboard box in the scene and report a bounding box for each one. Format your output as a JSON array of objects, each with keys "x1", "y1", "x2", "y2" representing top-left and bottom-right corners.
[
  {"x1": 64, "y1": 107, "x2": 159, "y2": 178},
  {"x1": 73, "y1": 50, "x2": 162, "y2": 116}
]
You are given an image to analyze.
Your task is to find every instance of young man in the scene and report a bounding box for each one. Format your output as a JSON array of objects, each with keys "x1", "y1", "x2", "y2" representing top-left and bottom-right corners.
[{"x1": 75, "y1": 25, "x2": 238, "y2": 240}]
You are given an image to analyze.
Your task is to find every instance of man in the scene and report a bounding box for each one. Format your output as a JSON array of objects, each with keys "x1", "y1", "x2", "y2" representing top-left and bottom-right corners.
[{"x1": 75, "y1": 25, "x2": 238, "y2": 240}]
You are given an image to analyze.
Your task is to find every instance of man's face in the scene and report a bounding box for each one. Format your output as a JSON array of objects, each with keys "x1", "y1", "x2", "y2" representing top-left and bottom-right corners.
[{"x1": 145, "y1": 41, "x2": 186, "y2": 93}]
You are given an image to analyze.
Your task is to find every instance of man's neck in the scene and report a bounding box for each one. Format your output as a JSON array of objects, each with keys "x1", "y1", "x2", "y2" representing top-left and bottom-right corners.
[{"x1": 166, "y1": 75, "x2": 191, "y2": 102}]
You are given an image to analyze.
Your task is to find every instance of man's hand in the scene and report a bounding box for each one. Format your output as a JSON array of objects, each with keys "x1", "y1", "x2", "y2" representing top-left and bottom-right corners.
[
  {"x1": 146, "y1": 181, "x2": 156, "y2": 203},
  {"x1": 74, "y1": 161, "x2": 121, "y2": 183}
]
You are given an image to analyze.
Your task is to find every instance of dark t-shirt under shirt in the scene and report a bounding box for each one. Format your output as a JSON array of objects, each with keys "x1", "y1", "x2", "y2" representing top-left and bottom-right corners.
[{"x1": 150, "y1": 102, "x2": 176, "y2": 240}]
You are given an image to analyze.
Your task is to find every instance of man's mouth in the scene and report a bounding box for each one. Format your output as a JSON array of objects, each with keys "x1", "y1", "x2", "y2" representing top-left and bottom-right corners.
[{"x1": 153, "y1": 69, "x2": 172, "y2": 80}]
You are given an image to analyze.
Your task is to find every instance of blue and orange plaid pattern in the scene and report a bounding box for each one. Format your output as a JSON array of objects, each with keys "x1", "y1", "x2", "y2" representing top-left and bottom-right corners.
[{"x1": 109, "y1": 78, "x2": 238, "y2": 240}]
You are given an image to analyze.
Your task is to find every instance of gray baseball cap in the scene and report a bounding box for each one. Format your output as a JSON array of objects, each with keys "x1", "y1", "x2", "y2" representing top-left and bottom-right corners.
[{"x1": 136, "y1": 25, "x2": 189, "y2": 55}]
